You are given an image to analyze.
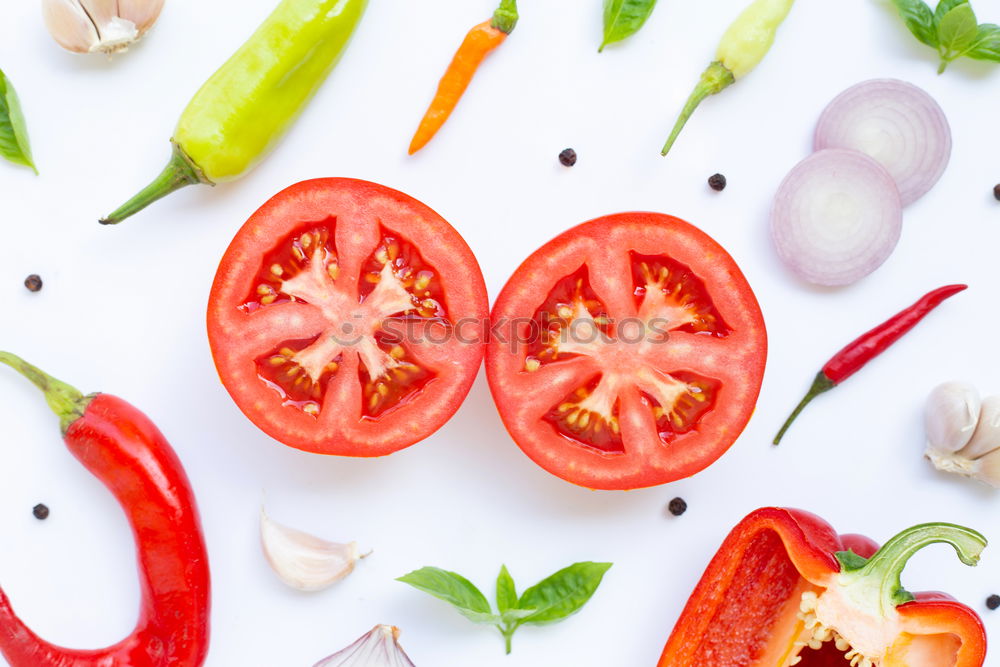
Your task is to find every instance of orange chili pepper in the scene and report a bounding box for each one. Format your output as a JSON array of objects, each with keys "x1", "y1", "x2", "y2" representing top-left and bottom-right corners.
[{"x1": 409, "y1": 0, "x2": 518, "y2": 155}]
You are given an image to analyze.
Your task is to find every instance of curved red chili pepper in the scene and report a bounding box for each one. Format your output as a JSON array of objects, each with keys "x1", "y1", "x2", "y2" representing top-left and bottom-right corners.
[
  {"x1": 0, "y1": 353, "x2": 210, "y2": 667},
  {"x1": 774, "y1": 284, "x2": 967, "y2": 444}
]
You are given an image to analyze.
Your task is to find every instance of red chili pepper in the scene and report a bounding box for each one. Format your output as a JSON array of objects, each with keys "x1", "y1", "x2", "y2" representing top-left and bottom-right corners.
[
  {"x1": 774, "y1": 284, "x2": 967, "y2": 445},
  {"x1": 0, "y1": 352, "x2": 210, "y2": 667},
  {"x1": 658, "y1": 507, "x2": 987, "y2": 667}
]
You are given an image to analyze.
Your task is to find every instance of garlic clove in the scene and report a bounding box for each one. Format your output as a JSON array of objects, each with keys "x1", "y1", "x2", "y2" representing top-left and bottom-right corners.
[
  {"x1": 260, "y1": 507, "x2": 362, "y2": 592},
  {"x1": 959, "y1": 395, "x2": 1000, "y2": 461},
  {"x1": 924, "y1": 382, "x2": 981, "y2": 454},
  {"x1": 42, "y1": 0, "x2": 162, "y2": 54},
  {"x1": 118, "y1": 0, "x2": 165, "y2": 34},
  {"x1": 314, "y1": 625, "x2": 416, "y2": 667},
  {"x1": 42, "y1": 0, "x2": 100, "y2": 53}
]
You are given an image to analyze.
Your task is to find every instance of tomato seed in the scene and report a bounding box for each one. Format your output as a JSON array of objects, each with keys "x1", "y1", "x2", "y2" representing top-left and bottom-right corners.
[
  {"x1": 24, "y1": 274, "x2": 43, "y2": 292},
  {"x1": 559, "y1": 148, "x2": 577, "y2": 167},
  {"x1": 708, "y1": 174, "x2": 727, "y2": 191},
  {"x1": 988, "y1": 595, "x2": 1000, "y2": 610},
  {"x1": 33, "y1": 503, "x2": 50, "y2": 520},
  {"x1": 667, "y1": 497, "x2": 687, "y2": 516}
]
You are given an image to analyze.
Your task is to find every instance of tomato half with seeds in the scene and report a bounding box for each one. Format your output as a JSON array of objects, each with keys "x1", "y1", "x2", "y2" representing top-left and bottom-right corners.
[
  {"x1": 486, "y1": 213, "x2": 766, "y2": 490},
  {"x1": 208, "y1": 178, "x2": 489, "y2": 456}
]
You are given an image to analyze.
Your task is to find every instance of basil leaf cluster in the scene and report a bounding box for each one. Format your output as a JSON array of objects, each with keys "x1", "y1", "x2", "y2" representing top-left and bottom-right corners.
[
  {"x1": 891, "y1": 0, "x2": 1000, "y2": 72},
  {"x1": 398, "y1": 561, "x2": 612, "y2": 654}
]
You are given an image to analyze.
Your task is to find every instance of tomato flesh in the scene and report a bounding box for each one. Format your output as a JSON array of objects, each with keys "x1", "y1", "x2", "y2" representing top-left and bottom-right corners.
[
  {"x1": 486, "y1": 213, "x2": 766, "y2": 490},
  {"x1": 208, "y1": 178, "x2": 488, "y2": 457}
]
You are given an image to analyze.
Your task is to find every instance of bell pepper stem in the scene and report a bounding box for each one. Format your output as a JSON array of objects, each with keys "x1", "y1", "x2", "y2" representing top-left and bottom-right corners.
[
  {"x1": 661, "y1": 61, "x2": 735, "y2": 157},
  {"x1": 99, "y1": 143, "x2": 209, "y2": 225},
  {"x1": 836, "y1": 523, "x2": 986, "y2": 615},
  {"x1": 773, "y1": 372, "x2": 836, "y2": 445},
  {"x1": 0, "y1": 352, "x2": 92, "y2": 432},
  {"x1": 491, "y1": 0, "x2": 519, "y2": 34}
]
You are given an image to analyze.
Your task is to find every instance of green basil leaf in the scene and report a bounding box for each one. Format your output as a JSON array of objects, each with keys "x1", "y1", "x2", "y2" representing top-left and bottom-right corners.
[
  {"x1": 890, "y1": 0, "x2": 938, "y2": 46},
  {"x1": 496, "y1": 565, "x2": 518, "y2": 614},
  {"x1": 0, "y1": 69, "x2": 37, "y2": 173},
  {"x1": 397, "y1": 567, "x2": 496, "y2": 624},
  {"x1": 516, "y1": 562, "x2": 612, "y2": 626},
  {"x1": 933, "y1": 0, "x2": 969, "y2": 25},
  {"x1": 600, "y1": 0, "x2": 658, "y2": 52},
  {"x1": 937, "y1": 3, "x2": 979, "y2": 53},
  {"x1": 966, "y1": 23, "x2": 1000, "y2": 61}
]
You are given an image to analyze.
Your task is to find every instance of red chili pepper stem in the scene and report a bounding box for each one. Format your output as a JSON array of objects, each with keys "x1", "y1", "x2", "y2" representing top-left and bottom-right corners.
[
  {"x1": 835, "y1": 523, "x2": 986, "y2": 616},
  {"x1": 0, "y1": 351, "x2": 93, "y2": 431},
  {"x1": 772, "y1": 372, "x2": 835, "y2": 445}
]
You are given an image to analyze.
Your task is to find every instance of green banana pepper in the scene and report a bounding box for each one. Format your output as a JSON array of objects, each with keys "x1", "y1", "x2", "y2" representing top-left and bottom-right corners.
[
  {"x1": 101, "y1": 0, "x2": 368, "y2": 225},
  {"x1": 661, "y1": 0, "x2": 795, "y2": 156}
]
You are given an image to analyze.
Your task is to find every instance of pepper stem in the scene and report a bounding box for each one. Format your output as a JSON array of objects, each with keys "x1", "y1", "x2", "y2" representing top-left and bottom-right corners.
[
  {"x1": 772, "y1": 372, "x2": 835, "y2": 445},
  {"x1": 836, "y1": 523, "x2": 986, "y2": 615},
  {"x1": 0, "y1": 352, "x2": 91, "y2": 432},
  {"x1": 661, "y1": 61, "x2": 735, "y2": 156},
  {"x1": 99, "y1": 142, "x2": 209, "y2": 225},
  {"x1": 491, "y1": 0, "x2": 519, "y2": 34}
]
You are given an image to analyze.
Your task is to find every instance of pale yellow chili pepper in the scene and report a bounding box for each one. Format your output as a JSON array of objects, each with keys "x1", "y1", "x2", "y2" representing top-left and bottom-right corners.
[{"x1": 661, "y1": 0, "x2": 795, "y2": 156}]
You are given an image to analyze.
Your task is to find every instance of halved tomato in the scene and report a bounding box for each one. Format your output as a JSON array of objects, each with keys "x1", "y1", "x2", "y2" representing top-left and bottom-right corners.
[
  {"x1": 486, "y1": 213, "x2": 766, "y2": 490},
  {"x1": 208, "y1": 178, "x2": 488, "y2": 457}
]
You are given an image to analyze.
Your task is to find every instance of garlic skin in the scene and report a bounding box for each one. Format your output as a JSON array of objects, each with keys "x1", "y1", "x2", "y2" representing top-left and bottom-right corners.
[
  {"x1": 260, "y1": 508, "x2": 362, "y2": 592},
  {"x1": 42, "y1": 0, "x2": 165, "y2": 54},
  {"x1": 925, "y1": 384, "x2": 1000, "y2": 488},
  {"x1": 314, "y1": 625, "x2": 416, "y2": 667}
]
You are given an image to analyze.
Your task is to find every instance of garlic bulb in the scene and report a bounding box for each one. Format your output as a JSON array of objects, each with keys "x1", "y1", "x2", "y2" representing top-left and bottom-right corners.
[
  {"x1": 925, "y1": 383, "x2": 1000, "y2": 488},
  {"x1": 42, "y1": 0, "x2": 165, "y2": 54},
  {"x1": 260, "y1": 508, "x2": 363, "y2": 592},
  {"x1": 314, "y1": 625, "x2": 416, "y2": 667}
]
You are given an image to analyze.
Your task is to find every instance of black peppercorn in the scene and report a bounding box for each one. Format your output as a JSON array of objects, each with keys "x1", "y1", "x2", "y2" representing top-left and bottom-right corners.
[
  {"x1": 24, "y1": 274, "x2": 43, "y2": 292},
  {"x1": 32, "y1": 503, "x2": 49, "y2": 520},
  {"x1": 708, "y1": 173, "x2": 727, "y2": 191},
  {"x1": 987, "y1": 594, "x2": 1000, "y2": 610},
  {"x1": 993, "y1": 184, "x2": 1000, "y2": 201},
  {"x1": 667, "y1": 497, "x2": 687, "y2": 516},
  {"x1": 559, "y1": 148, "x2": 577, "y2": 167}
]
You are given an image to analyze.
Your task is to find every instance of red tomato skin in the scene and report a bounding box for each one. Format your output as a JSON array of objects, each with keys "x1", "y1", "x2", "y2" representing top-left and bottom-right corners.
[
  {"x1": 208, "y1": 178, "x2": 489, "y2": 457},
  {"x1": 486, "y1": 212, "x2": 767, "y2": 490}
]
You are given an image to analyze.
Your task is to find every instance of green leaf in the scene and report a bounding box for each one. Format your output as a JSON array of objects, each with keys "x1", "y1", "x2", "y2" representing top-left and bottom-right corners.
[
  {"x1": 933, "y1": 0, "x2": 969, "y2": 25},
  {"x1": 516, "y1": 562, "x2": 612, "y2": 626},
  {"x1": 600, "y1": 0, "x2": 658, "y2": 52},
  {"x1": 890, "y1": 0, "x2": 938, "y2": 47},
  {"x1": 0, "y1": 69, "x2": 37, "y2": 173},
  {"x1": 937, "y1": 3, "x2": 979, "y2": 53},
  {"x1": 496, "y1": 565, "x2": 518, "y2": 615},
  {"x1": 966, "y1": 23, "x2": 1000, "y2": 61},
  {"x1": 397, "y1": 567, "x2": 497, "y2": 624}
]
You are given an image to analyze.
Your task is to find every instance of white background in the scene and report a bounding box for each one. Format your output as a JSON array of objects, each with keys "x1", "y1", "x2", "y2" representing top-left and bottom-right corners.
[{"x1": 2, "y1": 0, "x2": 999, "y2": 665}]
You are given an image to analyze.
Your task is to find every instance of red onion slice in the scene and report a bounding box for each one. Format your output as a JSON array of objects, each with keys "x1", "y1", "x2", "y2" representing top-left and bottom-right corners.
[
  {"x1": 771, "y1": 149, "x2": 902, "y2": 286},
  {"x1": 814, "y1": 79, "x2": 951, "y2": 206}
]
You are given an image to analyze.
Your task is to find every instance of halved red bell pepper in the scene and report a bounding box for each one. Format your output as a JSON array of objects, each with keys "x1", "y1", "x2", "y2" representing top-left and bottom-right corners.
[{"x1": 658, "y1": 507, "x2": 987, "y2": 667}]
